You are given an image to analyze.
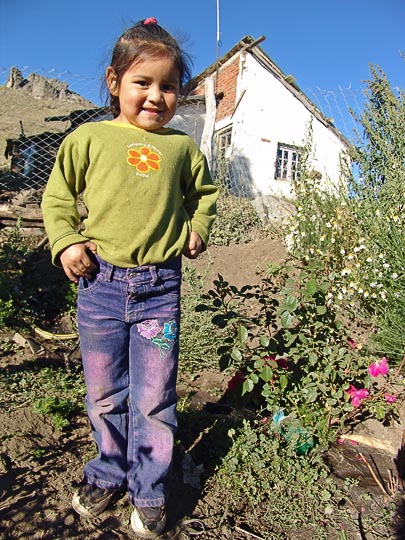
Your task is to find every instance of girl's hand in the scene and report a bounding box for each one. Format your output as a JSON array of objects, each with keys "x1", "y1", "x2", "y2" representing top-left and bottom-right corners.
[
  {"x1": 59, "y1": 241, "x2": 98, "y2": 283},
  {"x1": 183, "y1": 231, "x2": 203, "y2": 259}
]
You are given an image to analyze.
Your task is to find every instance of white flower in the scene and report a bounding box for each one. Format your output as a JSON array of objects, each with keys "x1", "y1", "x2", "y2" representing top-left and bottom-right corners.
[
  {"x1": 392, "y1": 273, "x2": 399, "y2": 279},
  {"x1": 340, "y1": 249, "x2": 346, "y2": 255},
  {"x1": 366, "y1": 257, "x2": 373, "y2": 263}
]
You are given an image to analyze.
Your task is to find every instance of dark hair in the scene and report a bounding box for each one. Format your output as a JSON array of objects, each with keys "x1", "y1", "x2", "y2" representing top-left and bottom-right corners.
[{"x1": 105, "y1": 18, "x2": 193, "y2": 118}]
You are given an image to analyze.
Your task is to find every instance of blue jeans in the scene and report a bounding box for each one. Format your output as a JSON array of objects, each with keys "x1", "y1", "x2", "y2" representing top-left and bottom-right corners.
[{"x1": 77, "y1": 255, "x2": 182, "y2": 507}]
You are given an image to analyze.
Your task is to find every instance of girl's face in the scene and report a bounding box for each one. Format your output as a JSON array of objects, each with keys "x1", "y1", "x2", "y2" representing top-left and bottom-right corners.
[{"x1": 107, "y1": 56, "x2": 180, "y2": 130}]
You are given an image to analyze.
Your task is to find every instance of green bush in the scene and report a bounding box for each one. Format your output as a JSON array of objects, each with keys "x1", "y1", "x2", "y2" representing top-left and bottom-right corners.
[
  {"x1": 284, "y1": 67, "x2": 405, "y2": 361},
  {"x1": 0, "y1": 224, "x2": 30, "y2": 327},
  {"x1": 209, "y1": 192, "x2": 263, "y2": 246},
  {"x1": 198, "y1": 267, "x2": 399, "y2": 445},
  {"x1": 179, "y1": 264, "x2": 226, "y2": 373}
]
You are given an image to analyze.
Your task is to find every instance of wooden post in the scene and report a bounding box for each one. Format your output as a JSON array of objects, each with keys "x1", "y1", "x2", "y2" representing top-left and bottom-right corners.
[{"x1": 200, "y1": 76, "x2": 216, "y2": 171}]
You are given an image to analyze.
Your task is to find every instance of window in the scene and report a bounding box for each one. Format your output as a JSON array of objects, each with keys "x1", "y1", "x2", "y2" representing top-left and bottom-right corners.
[
  {"x1": 275, "y1": 143, "x2": 302, "y2": 181},
  {"x1": 216, "y1": 127, "x2": 232, "y2": 158}
]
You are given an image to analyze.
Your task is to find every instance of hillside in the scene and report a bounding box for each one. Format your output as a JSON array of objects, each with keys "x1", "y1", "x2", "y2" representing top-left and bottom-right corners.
[{"x1": 0, "y1": 69, "x2": 94, "y2": 170}]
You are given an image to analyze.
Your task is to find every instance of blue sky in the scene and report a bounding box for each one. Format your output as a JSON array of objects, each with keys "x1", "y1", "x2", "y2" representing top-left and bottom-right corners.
[{"x1": 0, "y1": 0, "x2": 404, "y2": 138}]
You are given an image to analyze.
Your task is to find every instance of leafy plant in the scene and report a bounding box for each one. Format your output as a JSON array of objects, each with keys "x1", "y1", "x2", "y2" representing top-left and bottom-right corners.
[
  {"x1": 210, "y1": 191, "x2": 263, "y2": 246},
  {"x1": 284, "y1": 66, "x2": 405, "y2": 361},
  {"x1": 198, "y1": 266, "x2": 399, "y2": 445},
  {"x1": 179, "y1": 264, "x2": 226, "y2": 373},
  {"x1": 211, "y1": 419, "x2": 354, "y2": 539},
  {"x1": 33, "y1": 396, "x2": 81, "y2": 429},
  {"x1": 0, "y1": 223, "x2": 30, "y2": 327}
]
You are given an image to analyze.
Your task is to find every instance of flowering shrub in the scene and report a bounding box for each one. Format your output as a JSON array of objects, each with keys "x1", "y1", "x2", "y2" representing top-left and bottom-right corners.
[
  {"x1": 283, "y1": 67, "x2": 405, "y2": 360},
  {"x1": 198, "y1": 269, "x2": 399, "y2": 447}
]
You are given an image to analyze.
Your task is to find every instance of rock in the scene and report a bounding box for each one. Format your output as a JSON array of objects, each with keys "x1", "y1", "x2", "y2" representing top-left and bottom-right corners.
[
  {"x1": 326, "y1": 440, "x2": 396, "y2": 493},
  {"x1": 12, "y1": 332, "x2": 28, "y2": 348}
]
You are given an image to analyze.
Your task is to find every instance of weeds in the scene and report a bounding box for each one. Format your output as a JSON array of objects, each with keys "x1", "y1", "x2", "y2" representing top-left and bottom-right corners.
[
  {"x1": 284, "y1": 66, "x2": 405, "y2": 361},
  {"x1": 211, "y1": 419, "x2": 354, "y2": 539},
  {"x1": 0, "y1": 361, "x2": 85, "y2": 428},
  {"x1": 0, "y1": 223, "x2": 30, "y2": 327},
  {"x1": 33, "y1": 395, "x2": 81, "y2": 429},
  {"x1": 179, "y1": 263, "x2": 226, "y2": 373},
  {"x1": 209, "y1": 191, "x2": 263, "y2": 246}
]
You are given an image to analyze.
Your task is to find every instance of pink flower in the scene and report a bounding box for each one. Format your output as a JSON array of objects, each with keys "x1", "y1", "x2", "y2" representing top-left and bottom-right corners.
[
  {"x1": 228, "y1": 371, "x2": 246, "y2": 392},
  {"x1": 348, "y1": 338, "x2": 357, "y2": 349},
  {"x1": 368, "y1": 357, "x2": 389, "y2": 377},
  {"x1": 384, "y1": 393, "x2": 397, "y2": 404},
  {"x1": 337, "y1": 438, "x2": 358, "y2": 446},
  {"x1": 346, "y1": 385, "x2": 370, "y2": 407}
]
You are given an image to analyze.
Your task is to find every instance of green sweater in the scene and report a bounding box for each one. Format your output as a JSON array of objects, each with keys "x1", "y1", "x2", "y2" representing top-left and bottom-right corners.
[{"x1": 41, "y1": 121, "x2": 218, "y2": 267}]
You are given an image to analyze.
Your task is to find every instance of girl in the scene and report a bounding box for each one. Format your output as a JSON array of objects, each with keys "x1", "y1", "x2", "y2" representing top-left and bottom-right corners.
[{"x1": 42, "y1": 17, "x2": 218, "y2": 539}]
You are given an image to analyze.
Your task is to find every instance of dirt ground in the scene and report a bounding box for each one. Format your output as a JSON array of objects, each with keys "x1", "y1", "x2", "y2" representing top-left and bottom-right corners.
[{"x1": 1, "y1": 235, "x2": 404, "y2": 540}]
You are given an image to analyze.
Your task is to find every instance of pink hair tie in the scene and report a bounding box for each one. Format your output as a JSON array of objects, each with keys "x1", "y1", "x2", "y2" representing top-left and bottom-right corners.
[{"x1": 144, "y1": 17, "x2": 158, "y2": 25}]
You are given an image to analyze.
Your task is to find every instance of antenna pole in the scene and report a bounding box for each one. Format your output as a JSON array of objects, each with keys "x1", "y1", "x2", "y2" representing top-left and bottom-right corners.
[{"x1": 215, "y1": 0, "x2": 220, "y2": 89}]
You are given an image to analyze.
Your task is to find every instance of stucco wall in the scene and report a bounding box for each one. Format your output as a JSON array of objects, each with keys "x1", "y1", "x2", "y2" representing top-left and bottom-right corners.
[{"x1": 223, "y1": 53, "x2": 347, "y2": 202}]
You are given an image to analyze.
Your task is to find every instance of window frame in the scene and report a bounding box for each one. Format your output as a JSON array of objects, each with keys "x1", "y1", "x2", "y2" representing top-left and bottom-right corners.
[
  {"x1": 274, "y1": 142, "x2": 302, "y2": 182},
  {"x1": 216, "y1": 126, "x2": 232, "y2": 159}
]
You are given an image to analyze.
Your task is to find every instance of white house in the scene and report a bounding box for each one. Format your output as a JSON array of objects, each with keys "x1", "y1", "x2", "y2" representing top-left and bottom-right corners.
[{"x1": 171, "y1": 35, "x2": 350, "y2": 220}]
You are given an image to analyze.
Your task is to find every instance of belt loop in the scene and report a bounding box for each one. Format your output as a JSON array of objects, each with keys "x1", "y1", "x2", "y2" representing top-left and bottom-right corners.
[
  {"x1": 150, "y1": 265, "x2": 159, "y2": 285},
  {"x1": 104, "y1": 262, "x2": 114, "y2": 282}
]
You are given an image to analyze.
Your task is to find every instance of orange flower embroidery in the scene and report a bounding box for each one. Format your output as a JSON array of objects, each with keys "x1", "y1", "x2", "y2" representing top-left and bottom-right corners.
[{"x1": 127, "y1": 146, "x2": 160, "y2": 172}]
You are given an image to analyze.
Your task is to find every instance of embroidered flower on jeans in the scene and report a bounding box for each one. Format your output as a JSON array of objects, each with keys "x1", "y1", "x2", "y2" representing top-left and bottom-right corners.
[
  {"x1": 137, "y1": 319, "x2": 161, "y2": 339},
  {"x1": 163, "y1": 320, "x2": 178, "y2": 341}
]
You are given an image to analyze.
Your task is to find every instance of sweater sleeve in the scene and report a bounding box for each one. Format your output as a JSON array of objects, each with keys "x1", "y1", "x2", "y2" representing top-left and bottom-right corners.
[
  {"x1": 182, "y1": 152, "x2": 219, "y2": 249},
  {"x1": 41, "y1": 130, "x2": 89, "y2": 265}
]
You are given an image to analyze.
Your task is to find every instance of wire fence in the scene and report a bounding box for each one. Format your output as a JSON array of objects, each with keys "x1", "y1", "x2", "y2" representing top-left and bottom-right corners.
[{"x1": 0, "y1": 65, "x2": 380, "y2": 195}]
